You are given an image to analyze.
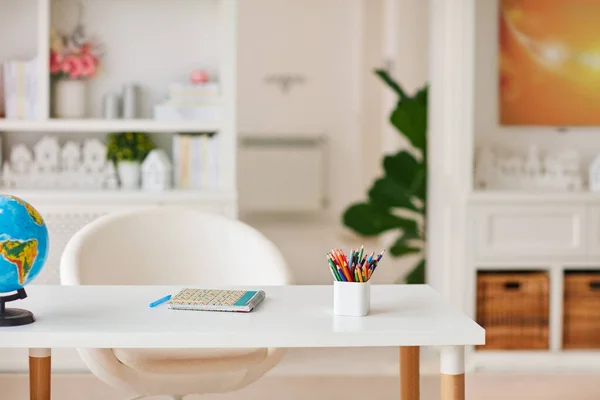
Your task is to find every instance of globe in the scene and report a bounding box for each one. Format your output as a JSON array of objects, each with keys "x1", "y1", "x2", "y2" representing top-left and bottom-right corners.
[{"x1": 0, "y1": 195, "x2": 49, "y2": 294}]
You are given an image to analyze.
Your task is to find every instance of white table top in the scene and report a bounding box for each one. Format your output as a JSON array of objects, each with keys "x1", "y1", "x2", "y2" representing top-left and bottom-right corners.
[{"x1": 0, "y1": 285, "x2": 484, "y2": 348}]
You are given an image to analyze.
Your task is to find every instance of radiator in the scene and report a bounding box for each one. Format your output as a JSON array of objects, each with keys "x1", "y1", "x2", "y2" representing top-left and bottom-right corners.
[{"x1": 238, "y1": 134, "x2": 327, "y2": 213}]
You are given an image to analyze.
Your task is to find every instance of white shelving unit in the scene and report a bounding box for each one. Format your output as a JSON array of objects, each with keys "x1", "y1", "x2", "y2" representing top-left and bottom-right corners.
[
  {"x1": 0, "y1": 0, "x2": 239, "y2": 275},
  {"x1": 428, "y1": 0, "x2": 600, "y2": 373}
]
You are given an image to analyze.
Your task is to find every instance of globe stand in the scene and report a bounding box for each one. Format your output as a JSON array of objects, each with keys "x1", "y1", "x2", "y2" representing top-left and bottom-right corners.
[{"x1": 0, "y1": 288, "x2": 35, "y2": 327}]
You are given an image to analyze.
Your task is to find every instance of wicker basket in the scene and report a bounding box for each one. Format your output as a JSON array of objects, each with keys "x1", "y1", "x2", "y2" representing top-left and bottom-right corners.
[
  {"x1": 476, "y1": 271, "x2": 549, "y2": 350},
  {"x1": 564, "y1": 272, "x2": 600, "y2": 349}
]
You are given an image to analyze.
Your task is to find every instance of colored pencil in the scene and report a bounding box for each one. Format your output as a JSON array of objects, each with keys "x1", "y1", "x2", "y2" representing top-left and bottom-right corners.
[
  {"x1": 357, "y1": 245, "x2": 364, "y2": 266},
  {"x1": 327, "y1": 256, "x2": 342, "y2": 281},
  {"x1": 325, "y1": 247, "x2": 384, "y2": 282}
]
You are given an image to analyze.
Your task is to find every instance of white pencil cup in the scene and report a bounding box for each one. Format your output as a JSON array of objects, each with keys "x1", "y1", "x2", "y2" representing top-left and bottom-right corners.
[{"x1": 333, "y1": 281, "x2": 370, "y2": 316}]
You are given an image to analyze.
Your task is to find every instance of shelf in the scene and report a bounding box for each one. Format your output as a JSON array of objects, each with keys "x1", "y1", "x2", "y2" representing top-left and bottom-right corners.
[
  {"x1": 0, "y1": 189, "x2": 237, "y2": 204},
  {"x1": 0, "y1": 119, "x2": 221, "y2": 133},
  {"x1": 469, "y1": 190, "x2": 600, "y2": 203}
]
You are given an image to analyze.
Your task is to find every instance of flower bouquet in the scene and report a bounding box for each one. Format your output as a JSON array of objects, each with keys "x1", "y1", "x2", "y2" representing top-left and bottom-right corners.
[{"x1": 50, "y1": 27, "x2": 102, "y2": 118}]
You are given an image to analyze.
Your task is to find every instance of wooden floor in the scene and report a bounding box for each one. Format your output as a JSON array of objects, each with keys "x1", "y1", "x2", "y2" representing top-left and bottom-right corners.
[{"x1": 3, "y1": 373, "x2": 600, "y2": 400}]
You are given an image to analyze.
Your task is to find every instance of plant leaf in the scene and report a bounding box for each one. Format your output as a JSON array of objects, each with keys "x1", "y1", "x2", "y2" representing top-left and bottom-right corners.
[
  {"x1": 415, "y1": 85, "x2": 428, "y2": 105},
  {"x1": 343, "y1": 203, "x2": 418, "y2": 237},
  {"x1": 368, "y1": 177, "x2": 419, "y2": 212},
  {"x1": 390, "y1": 98, "x2": 427, "y2": 151},
  {"x1": 383, "y1": 150, "x2": 422, "y2": 190},
  {"x1": 410, "y1": 165, "x2": 427, "y2": 204},
  {"x1": 375, "y1": 69, "x2": 407, "y2": 100},
  {"x1": 405, "y1": 259, "x2": 426, "y2": 284},
  {"x1": 389, "y1": 237, "x2": 422, "y2": 257},
  {"x1": 398, "y1": 225, "x2": 423, "y2": 242}
]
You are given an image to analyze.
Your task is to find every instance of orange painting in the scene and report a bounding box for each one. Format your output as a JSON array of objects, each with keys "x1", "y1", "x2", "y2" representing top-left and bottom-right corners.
[{"x1": 500, "y1": 0, "x2": 600, "y2": 125}]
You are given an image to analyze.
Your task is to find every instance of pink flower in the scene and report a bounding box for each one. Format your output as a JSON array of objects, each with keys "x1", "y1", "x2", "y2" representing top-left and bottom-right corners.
[
  {"x1": 62, "y1": 56, "x2": 84, "y2": 79},
  {"x1": 80, "y1": 54, "x2": 97, "y2": 78},
  {"x1": 49, "y1": 52, "x2": 63, "y2": 74},
  {"x1": 191, "y1": 69, "x2": 209, "y2": 84},
  {"x1": 81, "y1": 42, "x2": 92, "y2": 54}
]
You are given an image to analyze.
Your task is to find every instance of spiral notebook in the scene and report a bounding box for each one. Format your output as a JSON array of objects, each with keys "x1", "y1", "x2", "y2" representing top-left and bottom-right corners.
[{"x1": 168, "y1": 288, "x2": 266, "y2": 313}]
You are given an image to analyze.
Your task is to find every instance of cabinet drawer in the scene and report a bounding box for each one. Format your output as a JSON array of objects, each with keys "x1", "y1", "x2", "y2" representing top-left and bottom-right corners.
[
  {"x1": 586, "y1": 206, "x2": 600, "y2": 256},
  {"x1": 473, "y1": 205, "x2": 586, "y2": 260}
]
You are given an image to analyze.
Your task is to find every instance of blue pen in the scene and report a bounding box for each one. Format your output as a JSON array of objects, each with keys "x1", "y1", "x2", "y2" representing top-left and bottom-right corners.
[{"x1": 149, "y1": 294, "x2": 172, "y2": 308}]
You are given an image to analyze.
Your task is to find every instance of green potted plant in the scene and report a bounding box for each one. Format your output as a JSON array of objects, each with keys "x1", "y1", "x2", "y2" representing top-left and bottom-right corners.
[
  {"x1": 106, "y1": 132, "x2": 156, "y2": 190},
  {"x1": 342, "y1": 70, "x2": 427, "y2": 284}
]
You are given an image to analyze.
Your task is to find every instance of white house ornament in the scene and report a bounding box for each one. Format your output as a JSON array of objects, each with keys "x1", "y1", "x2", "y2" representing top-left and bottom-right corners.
[
  {"x1": 61, "y1": 141, "x2": 81, "y2": 172},
  {"x1": 33, "y1": 136, "x2": 60, "y2": 173},
  {"x1": 141, "y1": 149, "x2": 172, "y2": 191},
  {"x1": 82, "y1": 138, "x2": 107, "y2": 172},
  {"x1": 475, "y1": 145, "x2": 582, "y2": 192},
  {"x1": 10, "y1": 144, "x2": 33, "y2": 175}
]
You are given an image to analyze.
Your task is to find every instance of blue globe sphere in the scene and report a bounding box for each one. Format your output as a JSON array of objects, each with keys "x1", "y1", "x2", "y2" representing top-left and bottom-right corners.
[{"x1": 0, "y1": 195, "x2": 49, "y2": 294}]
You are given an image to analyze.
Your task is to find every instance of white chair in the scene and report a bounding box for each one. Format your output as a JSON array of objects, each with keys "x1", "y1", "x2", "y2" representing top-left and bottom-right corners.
[{"x1": 60, "y1": 207, "x2": 293, "y2": 400}]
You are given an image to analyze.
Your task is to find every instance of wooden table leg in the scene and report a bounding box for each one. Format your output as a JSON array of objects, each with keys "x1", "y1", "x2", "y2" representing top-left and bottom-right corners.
[
  {"x1": 440, "y1": 346, "x2": 465, "y2": 400},
  {"x1": 29, "y1": 348, "x2": 51, "y2": 400},
  {"x1": 399, "y1": 346, "x2": 419, "y2": 400}
]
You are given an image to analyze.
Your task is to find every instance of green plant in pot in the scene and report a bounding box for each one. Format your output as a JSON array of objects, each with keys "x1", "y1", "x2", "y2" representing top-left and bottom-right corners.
[
  {"x1": 343, "y1": 70, "x2": 427, "y2": 284},
  {"x1": 107, "y1": 132, "x2": 156, "y2": 190}
]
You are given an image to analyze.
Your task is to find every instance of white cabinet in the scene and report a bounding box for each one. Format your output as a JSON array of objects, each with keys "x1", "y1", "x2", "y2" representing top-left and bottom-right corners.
[
  {"x1": 587, "y1": 206, "x2": 600, "y2": 257},
  {"x1": 472, "y1": 204, "x2": 586, "y2": 262},
  {"x1": 467, "y1": 194, "x2": 600, "y2": 371}
]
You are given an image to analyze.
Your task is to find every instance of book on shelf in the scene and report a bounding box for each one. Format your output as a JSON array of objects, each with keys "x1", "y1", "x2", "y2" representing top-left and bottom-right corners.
[
  {"x1": 154, "y1": 81, "x2": 222, "y2": 122},
  {"x1": 2, "y1": 58, "x2": 38, "y2": 120},
  {"x1": 172, "y1": 133, "x2": 219, "y2": 190}
]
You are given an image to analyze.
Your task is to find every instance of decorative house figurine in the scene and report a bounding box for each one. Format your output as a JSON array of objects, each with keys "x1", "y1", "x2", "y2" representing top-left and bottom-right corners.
[
  {"x1": 82, "y1": 138, "x2": 106, "y2": 172},
  {"x1": 61, "y1": 141, "x2": 81, "y2": 172},
  {"x1": 10, "y1": 144, "x2": 33, "y2": 175},
  {"x1": 103, "y1": 162, "x2": 119, "y2": 190},
  {"x1": 141, "y1": 149, "x2": 172, "y2": 191},
  {"x1": 33, "y1": 136, "x2": 60, "y2": 173},
  {"x1": 524, "y1": 145, "x2": 542, "y2": 176},
  {"x1": 559, "y1": 150, "x2": 581, "y2": 175},
  {"x1": 475, "y1": 146, "x2": 583, "y2": 191},
  {"x1": 1, "y1": 162, "x2": 15, "y2": 189},
  {"x1": 589, "y1": 155, "x2": 600, "y2": 192},
  {"x1": 543, "y1": 154, "x2": 564, "y2": 177}
]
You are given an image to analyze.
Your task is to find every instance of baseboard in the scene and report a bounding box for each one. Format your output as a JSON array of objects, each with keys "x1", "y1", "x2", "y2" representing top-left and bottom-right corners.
[
  {"x1": 5, "y1": 371, "x2": 600, "y2": 400},
  {"x1": 0, "y1": 347, "x2": 440, "y2": 376}
]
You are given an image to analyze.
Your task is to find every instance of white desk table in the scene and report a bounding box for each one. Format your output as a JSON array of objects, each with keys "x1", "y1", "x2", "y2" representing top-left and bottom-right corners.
[{"x1": 0, "y1": 285, "x2": 485, "y2": 400}]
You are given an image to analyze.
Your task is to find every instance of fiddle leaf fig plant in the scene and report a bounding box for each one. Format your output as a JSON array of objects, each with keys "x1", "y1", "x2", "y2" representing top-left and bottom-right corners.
[{"x1": 343, "y1": 69, "x2": 427, "y2": 284}]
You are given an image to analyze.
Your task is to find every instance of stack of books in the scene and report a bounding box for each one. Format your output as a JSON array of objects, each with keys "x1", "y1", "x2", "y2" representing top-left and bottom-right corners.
[
  {"x1": 2, "y1": 58, "x2": 38, "y2": 119},
  {"x1": 172, "y1": 133, "x2": 219, "y2": 189},
  {"x1": 154, "y1": 82, "x2": 222, "y2": 122}
]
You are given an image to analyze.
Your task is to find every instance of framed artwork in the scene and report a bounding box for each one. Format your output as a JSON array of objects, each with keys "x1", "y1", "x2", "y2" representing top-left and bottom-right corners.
[{"x1": 500, "y1": 0, "x2": 600, "y2": 126}]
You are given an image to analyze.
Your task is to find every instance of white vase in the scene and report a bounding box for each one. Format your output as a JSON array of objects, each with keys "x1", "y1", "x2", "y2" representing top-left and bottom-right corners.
[
  {"x1": 55, "y1": 80, "x2": 86, "y2": 118},
  {"x1": 117, "y1": 161, "x2": 141, "y2": 190}
]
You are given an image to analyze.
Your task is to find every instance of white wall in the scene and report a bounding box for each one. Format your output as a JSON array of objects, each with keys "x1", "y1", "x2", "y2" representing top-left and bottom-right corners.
[
  {"x1": 380, "y1": 0, "x2": 429, "y2": 155},
  {"x1": 237, "y1": 0, "x2": 364, "y2": 218},
  {"x1": 236, "y1": 0, "x2": 428, "y2": 216},
  {"x1": 475, "y1": 0, "x2": 600, "y2": 169}
]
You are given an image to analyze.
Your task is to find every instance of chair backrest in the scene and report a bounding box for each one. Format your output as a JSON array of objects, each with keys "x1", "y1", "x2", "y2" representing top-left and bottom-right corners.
[{"x1": 60, "y1": 207, "x2": 293, "y2": 286}]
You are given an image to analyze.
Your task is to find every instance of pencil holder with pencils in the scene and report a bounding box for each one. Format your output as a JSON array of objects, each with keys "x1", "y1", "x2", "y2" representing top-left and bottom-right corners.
[{"x1": 327, "y1": 246, "x2": 384, "y2": 317}]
